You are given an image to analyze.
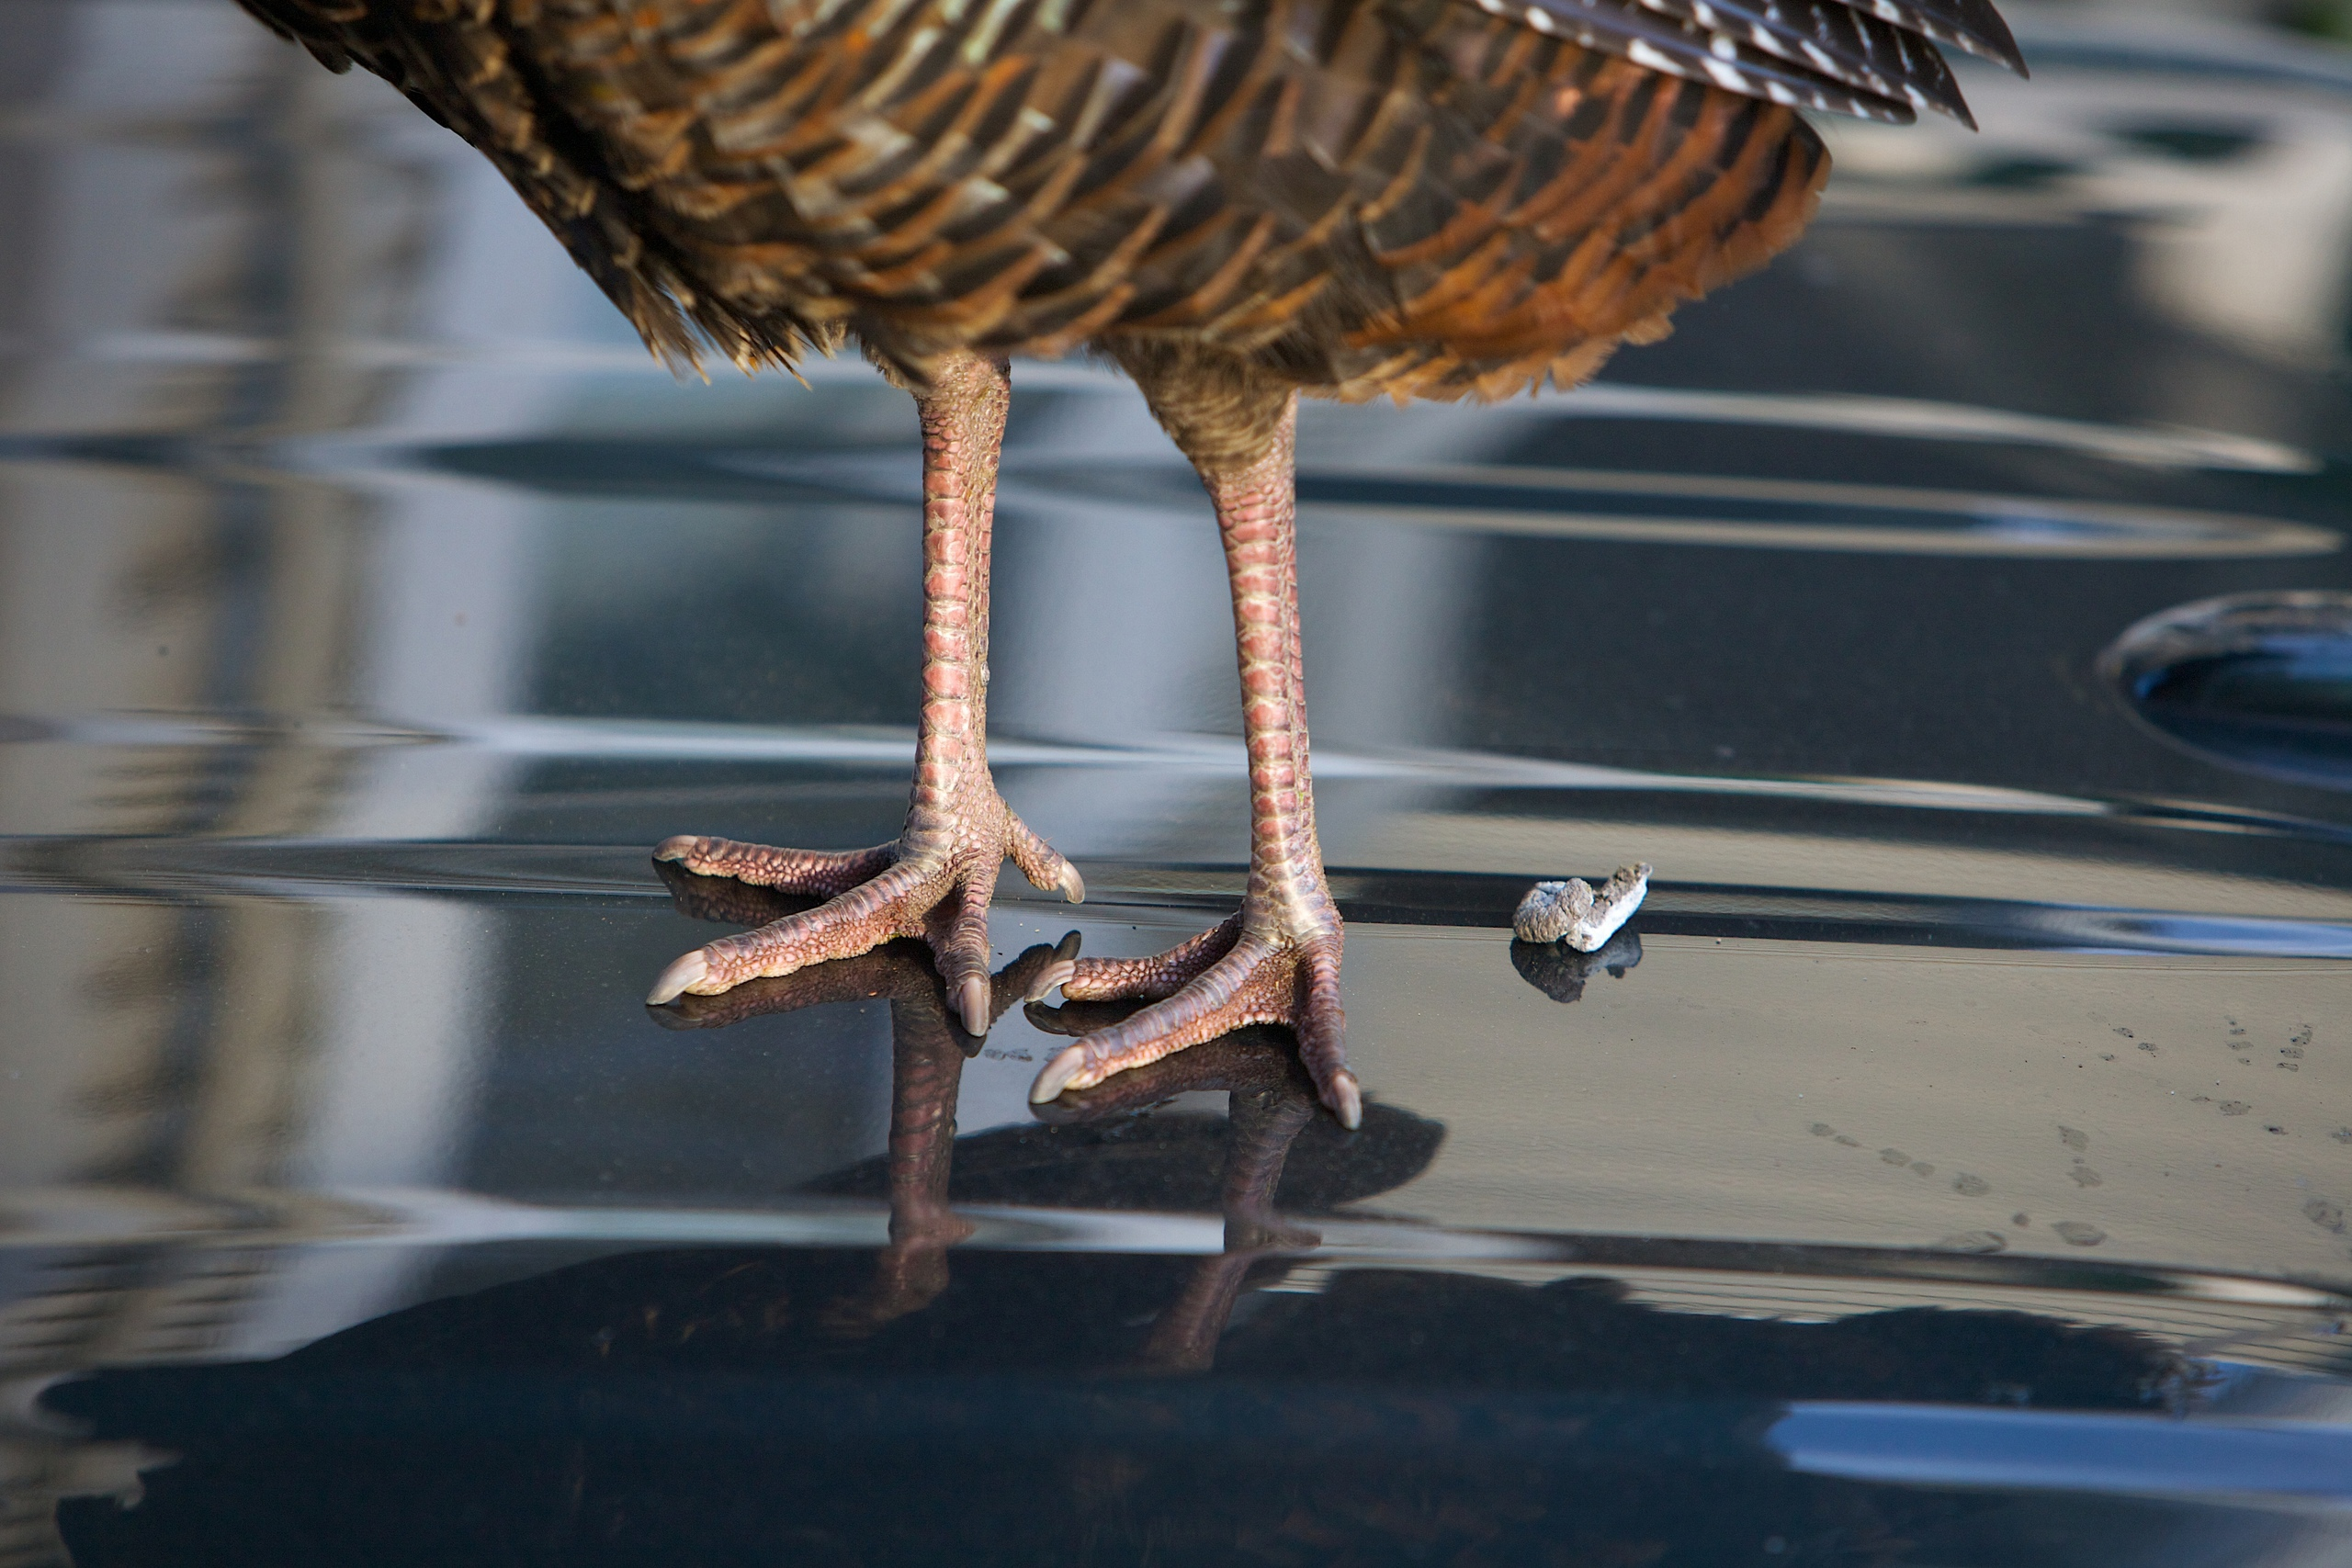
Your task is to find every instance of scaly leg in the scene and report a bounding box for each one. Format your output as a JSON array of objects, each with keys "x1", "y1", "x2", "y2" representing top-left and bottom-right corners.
[
  {"x1": 1030, "y1": 351, "x2": 1360, "y2": 1128},
  {"x1": 646, "y1": 352, "x2": 1081, "y2": 1033}
]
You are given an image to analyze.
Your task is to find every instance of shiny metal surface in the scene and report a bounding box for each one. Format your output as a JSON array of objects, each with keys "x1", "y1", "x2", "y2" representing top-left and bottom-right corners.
[{"x1": 4, "y1": 4, "x2": 2352, "y2": 1564}]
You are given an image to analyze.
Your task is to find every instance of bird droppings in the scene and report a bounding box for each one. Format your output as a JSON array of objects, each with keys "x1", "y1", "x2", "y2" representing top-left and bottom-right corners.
[
  {"x1": 1953, "y1": 1173, "x2": 1991, "y2": 1197},
  {"x1": 2052, "y1": 1222, "x2": 2107, "y2": 1247},
  {"x1": 2308, "y1": 1200, "x2": 2347, "y2": 1235},
  {"x1": 1934, "y1": 1231, "x2": 2007, "y2": 1254},
  {"x1": 1513, "y1": 863, "x2": 1650, "y2": 950},
  {"x1": 2059, "y1": 1125, "x2": 2089, "y2": 1152}
]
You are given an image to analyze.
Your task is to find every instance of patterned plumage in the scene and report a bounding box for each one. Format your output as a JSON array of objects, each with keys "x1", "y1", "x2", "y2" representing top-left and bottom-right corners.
[{"x1": 238, "y1": 0, "x2": 2021, "y2": 400}]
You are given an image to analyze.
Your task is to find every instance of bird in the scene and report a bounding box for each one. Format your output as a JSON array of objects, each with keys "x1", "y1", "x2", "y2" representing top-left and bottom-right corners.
[{"x1": 233, "y1": 0, "x2": 2025, "y2": 1129}]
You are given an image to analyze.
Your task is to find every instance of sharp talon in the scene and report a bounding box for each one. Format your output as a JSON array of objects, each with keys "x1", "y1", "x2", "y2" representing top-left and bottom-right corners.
[
  {"x1": 1058, "y1": 863, "x2": 1086, "y2": 904},
  {"x1": 647, "y1": 949, "x2": 710, "y2": 1005},
  {"x1": 652, "y1": 835, "x2": 699, "y2": 863},
  {"x1": 1030, "y1": 1043, "x2": 1088, "y2": 1104},
  {"x1": 1023, "y1": 959, "x2": 1078, "y2": 1003},
  {"x1": 957, "y1": 976, "x2": 990, "y2": 1037},
  {"x1": 1328, "y1": 1068, "x2": 1363, "y2": 1132}
]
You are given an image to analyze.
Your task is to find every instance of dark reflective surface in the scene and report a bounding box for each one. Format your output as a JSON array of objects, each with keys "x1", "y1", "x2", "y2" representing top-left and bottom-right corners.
[{"x1": 7, "y1": 4, "x2": 2352, "y2": 1564}]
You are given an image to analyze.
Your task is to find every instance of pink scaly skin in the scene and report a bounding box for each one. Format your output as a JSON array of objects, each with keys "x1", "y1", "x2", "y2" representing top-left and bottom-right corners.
[
  {"x1": 645, "y1": 352, "x2": 1083, "y2": 1034},
  {"x1": 1029, "y1": 396, "x2": 1363, "y2": 1131}
]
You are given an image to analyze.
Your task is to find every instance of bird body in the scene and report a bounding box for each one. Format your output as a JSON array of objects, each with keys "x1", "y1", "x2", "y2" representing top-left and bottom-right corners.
[
  {"x1": 239, "y1": 0, "x2": 2012, "y2": 400},
  {"x1": 238, "y1": 0, "x2": 2021, "y2": 1121}
]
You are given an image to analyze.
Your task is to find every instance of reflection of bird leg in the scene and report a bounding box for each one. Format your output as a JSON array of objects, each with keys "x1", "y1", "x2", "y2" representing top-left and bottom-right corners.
[
  {"x1": 1029, "y1": 1016, "x2": 1321, "y2": 1371},
  {"x1": 653, "y1": 874, "x2": 1079, "y2": 1332},
  {"x1": 860, "y1": 988, "x2": 970, "y2": 1329}
]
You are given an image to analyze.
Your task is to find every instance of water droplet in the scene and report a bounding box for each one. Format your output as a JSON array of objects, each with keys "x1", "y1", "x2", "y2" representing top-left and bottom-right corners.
[
  {"x1": 1881, "y1": 1148, "x2": 1911, "y2": 1166},
  {"x1": 2102, "y1": 592, "x2": 2352, "y2": 788},
  {"x1": 2060, "y1": 1125, "x2": 2089, "y2": 1151},
  {"x1": 1953, "y1": 1173, "x2": 1991, "y2": 1197},
  {"x1": 2052, "y1": 1221, "x2": 2107, "y2": 1247},
  {"x1": 2307, "y1": 1199, "x2": 2346, "y2": 1234}
]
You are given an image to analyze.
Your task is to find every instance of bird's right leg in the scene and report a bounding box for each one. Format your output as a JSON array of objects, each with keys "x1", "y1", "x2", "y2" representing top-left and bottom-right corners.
[{"x1": 645, "y1": 351, "x2": 1082, "y2": 1033}]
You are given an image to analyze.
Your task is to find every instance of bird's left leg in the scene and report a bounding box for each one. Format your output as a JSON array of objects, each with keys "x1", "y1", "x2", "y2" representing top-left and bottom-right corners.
[
  {"x1": 1030, "y1": 351, "x2": 1361, "y2": 1128},
  {"x1": 646, "y1": 352, "x2": 1081, "y2": 1032}
]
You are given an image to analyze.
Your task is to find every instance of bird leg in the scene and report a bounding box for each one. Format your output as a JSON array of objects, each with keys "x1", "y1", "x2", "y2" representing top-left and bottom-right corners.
[
  {"x1": 1031, "y1": 352, "x2": 1361, "y2": 1128},
  {"x1": 646, "y1": 351, "x2": 1082, "y2": 1033}
]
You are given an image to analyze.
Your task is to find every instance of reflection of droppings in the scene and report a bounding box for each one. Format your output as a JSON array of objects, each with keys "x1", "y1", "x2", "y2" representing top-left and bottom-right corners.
[
  {"x1": 1910, "y1": 1161, "x2": 1935, "y2": 1177},
  {"x1": 2308, "y1": 1199, "x2": 2347, "y2": 1235},
  {"x1": 2221, "y1": 1101, "x2": 2252, "y2": 1116},
  {"x1": 1953, "y1": 1173, "x2": 1990, "y2": 1197},
  {"x1": 1934, "y1": 1230, "x2": 2007, "y2": 1254},
  {"x1": 2059, "y1": 1125, "x2": 2089, "y2": 1152},
  {"x1": 2052, "y1": 1222, "x2": 2107, "y2": 1247},
  {"x1": 2069, "y1": 1165, "x2": 2103, "y2": 1188},
  {"x1": 1880, "y1": 1148, "x2": 1910, "y2": 1166}
]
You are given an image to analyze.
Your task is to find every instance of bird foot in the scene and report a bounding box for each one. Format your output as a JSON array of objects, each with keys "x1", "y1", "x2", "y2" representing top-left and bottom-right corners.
[
  {"x1": 644, "y1": 795, "x2": 1083, "y2": 1035},
  {"x1": 1026, "y1": 907, "x2": 1360, "y2": 1130}
]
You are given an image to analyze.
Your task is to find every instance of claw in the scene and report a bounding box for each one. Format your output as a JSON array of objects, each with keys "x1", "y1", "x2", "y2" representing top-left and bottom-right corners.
[
  {"x1": 1058, "y1": 863, "x2": 1086, "y2": 904},
  {"x1": 1022, "y1": 931, "x2": 1083, "y2": 1002},
  {"x1": 647, "y1": 948, "x2": 709, "y2": 1005},
  {"x1": 956, "y1": 975, "x2": 990, "y2": 1037},
  {"x1": 1023, "y1": 959, "x2": 1078, "y2": 1002},
  {"x1": 1030, "y1": 1043, "x2": 1088, "y2": 1104},
  {"x1": 652, "y1": 834, "x2": 699, "y2": 863},
  {"x1": 1327, "y1": 1068, "x2": 1363, "y2": 1132}
]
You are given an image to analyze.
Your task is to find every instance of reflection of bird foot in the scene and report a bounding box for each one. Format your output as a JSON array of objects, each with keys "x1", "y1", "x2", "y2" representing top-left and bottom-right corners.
[
  {"x1": 643, "y1": 795, "x2": 1083, "y2": 1035},
  {"x1": 1026, "y1": 908, "x2": 1361, "y2": 1129},
  {"x1": 1514, "y1": 863, "x2": 1650, "y2": 951}
]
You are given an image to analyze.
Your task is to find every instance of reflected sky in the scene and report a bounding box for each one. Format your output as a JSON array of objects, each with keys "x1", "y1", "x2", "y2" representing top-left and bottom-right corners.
[{"x1": 6, "y1": 4, "x2": 2352, "y2": 1565}]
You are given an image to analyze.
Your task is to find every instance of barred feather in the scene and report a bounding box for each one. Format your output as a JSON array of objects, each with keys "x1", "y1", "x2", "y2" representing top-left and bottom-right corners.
[{"x1": 232, "y1": 0, "x2": 2013, "y2": 400}]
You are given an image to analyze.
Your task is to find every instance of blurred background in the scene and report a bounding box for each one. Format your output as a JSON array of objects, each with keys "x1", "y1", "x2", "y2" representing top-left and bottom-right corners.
[{"x1": 6, "y1": 3, "x2": 2352, "y2": 1562}]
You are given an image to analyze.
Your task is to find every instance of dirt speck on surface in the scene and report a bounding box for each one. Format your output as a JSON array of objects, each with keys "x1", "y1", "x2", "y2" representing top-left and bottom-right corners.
[
  {"x1": 2052, "y1": 1221, "x2": 2106, "y2": 1247},
  {"x1": 2060, "y1": 1125, "x2": 2089, "y2": 1152},
  {"x1": 1934, "y1": 1230, "x2": 2006, "y2": 1254}
]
